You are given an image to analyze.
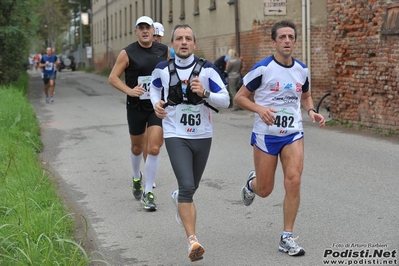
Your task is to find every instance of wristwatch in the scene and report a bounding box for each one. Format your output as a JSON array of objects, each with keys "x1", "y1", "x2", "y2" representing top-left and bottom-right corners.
[
  {"x1": 203, "y1": 90, "x2": 210, "y2": 98},
  {"x1": 307, "y1": 108, "x2": 317, "y2": 115}
]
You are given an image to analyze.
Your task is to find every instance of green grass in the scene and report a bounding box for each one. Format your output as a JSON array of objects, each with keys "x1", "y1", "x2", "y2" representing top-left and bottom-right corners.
[
  {"x1": 83, "y1": 66, "x2": 95, "y2": 73},
  {"x1": 326, "y1": 117, "x2": 398, "y2": 137},
  {"x1": 385, "y1": 129, "x2": 398, "y2": 136},
  {"x1": 0, "y1": 73, "x2": 107, "y2": 265}
]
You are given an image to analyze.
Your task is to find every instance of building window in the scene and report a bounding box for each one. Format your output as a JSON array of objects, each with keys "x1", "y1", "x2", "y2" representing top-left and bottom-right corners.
[
  {"x1": 227, "y1": 0, "x2": 235, "y2": 5},
  {"x1": 150, "y1": 0, "x2": 154, "y2": 20},
  {"x1": 194, "y1": 0, "x2": 199, "y2": 15},
  {"x1": 179, "y1": 0, "x2": 185, "y2": 19},
  {"x1": 168, "y1": 0, "x2": 173, "y2": 22},
  {"x1": 209, "y1": 0, "x2": 216, "y2": 10},
  {"x1": 124, "y1": 7, "x2": 127, "y2": 36},
  {"x1": 135, "y1": 1, "x2": 138, "y2": 28},
  {"x1": 110, "y1": 14, "x2": 113, "y2": 39},
  {"x1": 103, "y1": 18, "x2": 108, "y2": 42},
  {"x1": 115, "y1": 12, "x2": 117, "y2": 39},
  {"x1": 381, "y1": 3, "x2": 399, "y2": 35},
  {"x1": 119, "y1": 10, "x2": 122, "y2": 38},
  {"x1": 129, "y1": 4, "x2": 133, "y2": 34}
]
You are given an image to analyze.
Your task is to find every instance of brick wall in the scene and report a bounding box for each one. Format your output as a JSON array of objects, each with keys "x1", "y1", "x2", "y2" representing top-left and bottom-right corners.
[
  {"x1": 94, "y1": 53, "x2": 110, "y2": 71},
  {"x1": 327, "y1": 0, "x2": 399, "y2": 132},
  {"x1": 196, "y1": 2, "x2": 398, "y2": 133}
]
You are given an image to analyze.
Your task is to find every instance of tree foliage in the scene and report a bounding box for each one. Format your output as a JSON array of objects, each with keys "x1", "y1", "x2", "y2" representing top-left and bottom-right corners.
[
  {"x1": 0, "y1": 0, "x2": 37, "y2": 85},
  {"x1": 0, "y1": 0, "x2": 87, "y2": 85},
  {"x1": 35, "y1": 0, "x2": 72, "y2": 50}
]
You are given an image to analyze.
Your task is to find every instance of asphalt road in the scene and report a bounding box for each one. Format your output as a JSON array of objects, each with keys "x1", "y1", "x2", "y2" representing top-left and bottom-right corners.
[{"x1": 27, "y1": 69, "x2": 399, "y2": 266}]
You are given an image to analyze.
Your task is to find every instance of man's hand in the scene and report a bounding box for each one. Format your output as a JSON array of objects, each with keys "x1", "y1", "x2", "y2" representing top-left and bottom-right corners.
[
  {"x1": 154, "y1": 100, "x2": 167, "y2": 119},
  {"x1": 126, "y1": 83, "x2": 146, "y2": 98},
  {"x1": 258, "y1": 106, "x2": 278, "y2": 126},
  {"x1": 190, "y1": 77, "x2": 205, "y2": 97},
  {"x1": 310, "y1": 112, "x2": 326, "y2": 128}
]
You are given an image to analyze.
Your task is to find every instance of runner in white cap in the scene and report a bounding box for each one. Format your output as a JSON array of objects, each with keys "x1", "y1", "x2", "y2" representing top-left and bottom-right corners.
[{"x1": 153, "y1": 22, "x2": 175, "y2": 59}]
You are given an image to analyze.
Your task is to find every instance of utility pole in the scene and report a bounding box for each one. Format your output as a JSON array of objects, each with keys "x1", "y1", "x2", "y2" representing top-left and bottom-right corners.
[
  {"x1": 69, "y1": 0, "x2": 83, "y2": 67},
  {"x1": 234, "y1": 0, "x2": 240, "y2": 56},
  {"x1": 88, "y1": 8, "x2": 93, "y2": 67},
  {"x1": 106, "y1": 0, "x2": 109, "y2": 68}
]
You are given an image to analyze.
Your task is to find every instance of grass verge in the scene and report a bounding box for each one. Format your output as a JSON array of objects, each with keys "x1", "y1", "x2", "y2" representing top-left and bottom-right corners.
[{"x1": 0, "y1": 73, "x2": 104, "y2": 265}]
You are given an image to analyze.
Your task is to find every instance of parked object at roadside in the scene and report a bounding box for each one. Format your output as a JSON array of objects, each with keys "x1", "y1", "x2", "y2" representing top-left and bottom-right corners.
[{"x1": 57, "y1": 54, "x2": 76, "y2": 72}]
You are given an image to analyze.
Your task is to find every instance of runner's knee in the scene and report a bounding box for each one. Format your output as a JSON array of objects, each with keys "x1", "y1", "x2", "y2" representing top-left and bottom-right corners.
[
  {"x1": 131, "y1": 145, "x2": 143, "y2": 155},
  {"x1": 284, "y1": 176, "x2": 301, "y2": 194},
  {"x1": 257, "y1": 187, "x2": 273, "y2": 198},
  {"x1": 177, "y1": 187, "x2": 195, "y2": 203},
  {"x1": 147, "y1": 144, "x2": 161, "y2": 156}
]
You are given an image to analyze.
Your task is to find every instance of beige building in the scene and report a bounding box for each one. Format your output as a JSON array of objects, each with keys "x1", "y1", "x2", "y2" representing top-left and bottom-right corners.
[{"x1": 92, "y1": 0, "x2": 328, "y2": 83}]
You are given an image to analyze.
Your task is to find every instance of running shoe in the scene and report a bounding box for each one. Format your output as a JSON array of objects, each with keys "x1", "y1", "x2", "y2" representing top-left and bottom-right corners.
[
  {"x1": 141, "y1": 191, "x2": 156, "y2": 211},
  {"x1": 46, "y1": 96, "x2": 50, "y2": 103},
  {"x1": 187, "y1": 235, "x2": 205, "y2": 262},
  {"x1": 132, "y1": 172, "x2": 143, "y2": 200},
  {"x1": 278, "y1": 235, "x2": 306, "y2": 256},
  {"x1": 171, "y1": 190, "x2": 183, "y2": 226},
  {"x1": 50, "y1": 96, "x2": 54, "y2": 103},
  {"x1": 241, "y1": 170, "x2": 256, "y2": 206}
]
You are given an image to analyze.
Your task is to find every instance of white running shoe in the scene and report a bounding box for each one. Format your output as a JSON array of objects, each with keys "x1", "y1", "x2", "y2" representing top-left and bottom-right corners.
[
  {"x1": 241, "y1": 170, "x2": 256, "y2": 206},
  {"x1": 279, "y1": 235, "x2": 306, "y2": 256},
  {"x1": 171, "y1": 190, "x2": 183, "y2": 226},
  {"x1": 141, "y1": 191, "x2": 156, "y2": 211},
  {"x1": 187, "y1": 235, "x2": 205, "y2": 262},
  {"x1": 132, "y1": 172, "x2": 143, "y2": 200}
]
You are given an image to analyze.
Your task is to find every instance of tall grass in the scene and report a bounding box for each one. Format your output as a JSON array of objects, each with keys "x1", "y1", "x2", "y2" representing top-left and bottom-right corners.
[{"x1": 0, "y1": 73, "x2": 107, "y2": 265}]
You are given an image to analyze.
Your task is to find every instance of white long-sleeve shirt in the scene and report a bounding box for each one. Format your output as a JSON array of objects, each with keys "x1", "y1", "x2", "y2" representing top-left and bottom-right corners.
[{"x1": 150, "y1": 55, "x2": 230, "y2": 139}]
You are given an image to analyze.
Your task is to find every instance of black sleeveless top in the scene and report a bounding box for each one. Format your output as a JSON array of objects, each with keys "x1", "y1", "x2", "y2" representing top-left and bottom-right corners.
[{"x1": 124, "y1": 41, "x2": 168, "y2": 111}]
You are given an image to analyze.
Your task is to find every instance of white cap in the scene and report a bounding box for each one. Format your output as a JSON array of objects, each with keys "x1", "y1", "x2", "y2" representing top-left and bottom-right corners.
[
  {"x1": 135, "y1": 16, "x2": 153, "y2": 27},
  {"x1": 153, "y1": 22, "x2": 165, "y2": 36}
]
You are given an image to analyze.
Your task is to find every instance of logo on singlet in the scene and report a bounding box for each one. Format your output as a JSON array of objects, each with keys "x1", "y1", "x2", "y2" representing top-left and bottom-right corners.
[
  {"x1": 270, "y1": 82, "x2": 280, "y2": 92},
  {"x1": 283, "y1": 83, "x2": 293, "y2": 90},
  {"x1": 182, "y1": 106, "x2": 200, "y2": 113},
  {"x1": 296, "y1": 82, "x2": 303, "y2": 92},
  {"x1": 278, "y1": 108, "x2": 294, "y2": 116}
]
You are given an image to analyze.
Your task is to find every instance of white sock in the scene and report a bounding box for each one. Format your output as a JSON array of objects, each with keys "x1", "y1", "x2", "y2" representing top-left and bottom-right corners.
[
  {"x1": 144, "y1": 154, "x2": 159, "y2": 192},
  {"x1": 247, "y1": 179, "x2": 254, "y2": 192},
  {"x1": 282, "y1": 231, "x2": 292, "y2": 239},
  {"x1": 130, "y1": 152, "x2": 142, "y2": 179}
]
